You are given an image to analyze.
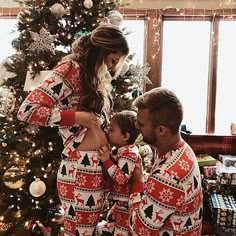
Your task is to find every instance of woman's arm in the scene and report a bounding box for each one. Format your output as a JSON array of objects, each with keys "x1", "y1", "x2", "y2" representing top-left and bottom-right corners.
[
  {"x1": 17, "y1": 61, "x2": 76, "y2": 127},
  {"x1": 17, "y1": 61, "x2": 100, "y2": 128}
]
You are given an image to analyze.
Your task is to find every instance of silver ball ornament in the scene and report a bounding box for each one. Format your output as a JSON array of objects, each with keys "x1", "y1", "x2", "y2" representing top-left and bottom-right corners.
[
  {"x1": 83, "y1": 0, "x2": 93, "y2": 9},
  {"x1": 29, "y1": 178, "x2": 46, "y2": 197},
  {"x1": 107, "y1": 10, "x2": 123, "y2": 26}
]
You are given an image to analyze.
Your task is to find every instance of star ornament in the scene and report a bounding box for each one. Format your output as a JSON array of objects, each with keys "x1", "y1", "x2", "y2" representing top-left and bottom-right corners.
[{"x1": 27, "y1": 27, "x2": 56, "y2": 53}]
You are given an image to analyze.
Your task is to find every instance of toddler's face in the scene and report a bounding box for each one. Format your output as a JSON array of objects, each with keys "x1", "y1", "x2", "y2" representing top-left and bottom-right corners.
[{"x1": 108, "y1": 120, "x2": 124, "y2": 148}]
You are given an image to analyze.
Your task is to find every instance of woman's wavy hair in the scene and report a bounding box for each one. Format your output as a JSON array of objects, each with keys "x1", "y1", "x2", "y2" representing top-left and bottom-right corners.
[{"x1": 63, "y1": 24, "x2": 129, "y2": 128}]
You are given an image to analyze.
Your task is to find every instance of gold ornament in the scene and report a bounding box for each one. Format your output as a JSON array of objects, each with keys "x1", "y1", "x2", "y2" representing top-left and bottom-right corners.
[
  {"x1": 29, "y1": 178, "x2": 46, "y2": 197},
  {"x1": 50, "y1": 3, "x2": 65, "y2": 18},
  {"x1": 3, "y1": 166, "x2": 24, "y2": 189}
]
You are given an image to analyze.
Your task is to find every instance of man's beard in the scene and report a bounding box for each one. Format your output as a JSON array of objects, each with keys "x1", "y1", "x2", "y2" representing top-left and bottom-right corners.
[{"x1": 142, "y1": 132, "x2": 156, "y2": 146}]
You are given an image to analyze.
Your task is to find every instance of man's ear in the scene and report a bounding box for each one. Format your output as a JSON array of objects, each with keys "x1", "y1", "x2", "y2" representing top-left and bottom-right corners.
[
  {"x1": 123, "y1": 132, "x2": 130, "y2": 142},
  {"x1": 156, "y1": 125, "x2": 168, "y2": 136}
]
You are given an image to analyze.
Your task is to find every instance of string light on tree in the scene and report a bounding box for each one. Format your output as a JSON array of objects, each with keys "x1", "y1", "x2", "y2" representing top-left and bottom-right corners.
[{"x1": 152, "y1": 12, "x2": 162, "y2": 59}]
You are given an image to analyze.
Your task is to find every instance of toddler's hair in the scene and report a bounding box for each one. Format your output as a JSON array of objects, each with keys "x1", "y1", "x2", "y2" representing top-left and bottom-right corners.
[{"x1": 111, "y1": 110, "x2": 140, "y2": 144}]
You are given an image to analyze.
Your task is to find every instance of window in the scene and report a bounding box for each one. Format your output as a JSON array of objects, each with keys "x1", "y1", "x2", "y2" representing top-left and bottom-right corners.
[
  {"x1": 162, "y1": 20, "x2": 210, "y2": 133},
  {"x1": 215, "y1": 21, "x2": 236, "y2": 134},
  {"x1": 121, "y1": 19, "x2": 145, "y2": 64},
  {"x1": 0, "y1": 18, "x2": 18, "y2": 62}
]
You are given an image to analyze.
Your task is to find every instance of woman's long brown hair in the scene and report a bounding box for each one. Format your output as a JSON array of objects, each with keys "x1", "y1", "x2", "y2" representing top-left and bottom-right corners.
[{"x1": 64, "y1": 24, "x2": 129, "y2": 128}]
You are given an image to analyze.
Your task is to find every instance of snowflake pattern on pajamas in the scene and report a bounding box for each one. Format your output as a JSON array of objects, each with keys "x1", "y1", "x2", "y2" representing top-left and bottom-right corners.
[
  {"x1": 129, "y1": 141, "x2": 203, "y2": 236},
  {"x1": 17, "y1": 60, "x2": 105, "y2": 236}
]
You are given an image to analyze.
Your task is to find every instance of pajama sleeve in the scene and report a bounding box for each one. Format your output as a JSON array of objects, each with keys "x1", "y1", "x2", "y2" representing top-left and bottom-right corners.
[
  {"x1": 103, "y1": 148, "x2": 139, "y2": 185},
  {"x1": 128, "y1": 161, "x2": 185, "y2": 235},
  {"x1": 17, "y1": 61, "x2": 80, "y2": 127}
]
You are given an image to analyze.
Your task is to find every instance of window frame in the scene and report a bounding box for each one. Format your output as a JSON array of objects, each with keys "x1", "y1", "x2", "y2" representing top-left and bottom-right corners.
[{"x1": 122, "y1": 8, "x2": 236, "y2": 134}]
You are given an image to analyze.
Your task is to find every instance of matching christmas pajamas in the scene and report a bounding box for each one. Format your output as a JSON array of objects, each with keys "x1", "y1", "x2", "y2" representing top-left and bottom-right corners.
[
  {"x1": 129, "y1": 141, "x2": 203, "y2": 236},
  {"x1": 57, "y1": 150, "x2": 105, "y2": 235},
  {"x1": 96, "y1": 145, "x2": 140, "y2": 236},
  {"x1": 17, "y1": 60, "x2": 106, "y2": 235}
]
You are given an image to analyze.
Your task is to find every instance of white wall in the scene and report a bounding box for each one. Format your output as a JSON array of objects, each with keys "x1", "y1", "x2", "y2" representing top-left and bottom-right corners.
[{"x1": 0, "y1": 0, "x2": 19, "y2": 7}]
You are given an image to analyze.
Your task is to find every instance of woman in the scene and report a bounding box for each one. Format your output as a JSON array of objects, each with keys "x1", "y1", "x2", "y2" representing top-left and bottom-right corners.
[{"x1": 17, "y1": 24, "x2": 129, "y2": 236}]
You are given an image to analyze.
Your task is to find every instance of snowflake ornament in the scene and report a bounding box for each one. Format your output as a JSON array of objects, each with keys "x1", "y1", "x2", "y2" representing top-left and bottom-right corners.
[
  {"x1": 130, "y1": 63, "x2": 152, "y2": 91},
  {"x1": 27, "y1": 27, "x2": 56, "y2": 53}
]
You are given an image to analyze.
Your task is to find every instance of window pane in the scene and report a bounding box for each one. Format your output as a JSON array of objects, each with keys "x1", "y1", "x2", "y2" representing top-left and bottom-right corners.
[
  {"x1": 162, "y1": 20, "x2": 210, "y2": 133},
  {"x1": 0, "y1": 19, "x2": 18, "y2": 62},
  {"x1": 215, "y1": 21, "x2": 236, "y2": 134},
  {"x1": 122, "y1": 20, "x2": 145, "y2": 64}
]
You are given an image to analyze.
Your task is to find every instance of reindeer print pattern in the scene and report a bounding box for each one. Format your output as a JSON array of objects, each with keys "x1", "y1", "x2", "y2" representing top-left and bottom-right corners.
[
  {"x1": 96, "y1": 203, "x2": 131, "y2": 236},
  {"x1": 129, "y1": 141, "x2": 203, "y2": 236},
  {"x1": 96, "y1": 145, "x2": 140, "y2": 236},
  {"x1": 57, "y1": 150, "x2": 105, "y2": 236},
  {"x1": 17, "y1": 60, "x2": 107, "y2": 236}
]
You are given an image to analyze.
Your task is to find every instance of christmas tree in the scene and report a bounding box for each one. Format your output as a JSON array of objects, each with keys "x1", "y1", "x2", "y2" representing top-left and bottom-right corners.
[{"x1": 0, "y1": 0, "x2": 121, "y2": 234}]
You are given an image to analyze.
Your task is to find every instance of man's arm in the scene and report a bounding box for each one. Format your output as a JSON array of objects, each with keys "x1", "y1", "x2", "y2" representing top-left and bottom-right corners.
[{"x1": 129, "y1": 161, "x2": 185, "y2": 235}]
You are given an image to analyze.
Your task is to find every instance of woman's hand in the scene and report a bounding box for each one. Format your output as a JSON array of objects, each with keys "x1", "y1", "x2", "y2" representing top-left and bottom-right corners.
[
  {"x1": 74, "y1": 111, "x2": 101, "y2": 128},
  {"x1": 98, "y1": 145, "x2": 110, "y2": 162}
]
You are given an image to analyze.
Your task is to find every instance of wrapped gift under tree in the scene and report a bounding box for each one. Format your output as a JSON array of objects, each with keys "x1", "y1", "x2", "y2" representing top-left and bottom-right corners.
[
  {"x1": 197, "y1": 154, "x2": 217, "y2": 167},
  {"x1": 210, "y1": 193, "x2": 236, "y2": 227}
]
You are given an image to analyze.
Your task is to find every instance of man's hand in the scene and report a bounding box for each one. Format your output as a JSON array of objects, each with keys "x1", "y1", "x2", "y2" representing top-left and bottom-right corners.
[{"x1": 98, "y1": 145, "x2": 110, "y2": 162}]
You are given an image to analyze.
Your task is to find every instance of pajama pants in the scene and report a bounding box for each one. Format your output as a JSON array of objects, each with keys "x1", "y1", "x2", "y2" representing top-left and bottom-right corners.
[
  {"x1": 57, "y1": 150, "x2": 105, "y2": 236},
  {"x1": 95, "y1": 201, "x2": 131, "y2": 236}
]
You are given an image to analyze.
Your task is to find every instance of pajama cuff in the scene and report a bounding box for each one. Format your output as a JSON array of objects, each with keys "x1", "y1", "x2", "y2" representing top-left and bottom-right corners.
[
  {"x1": 131, "y1": 181, "x2": 144, "y2": 194},
  {"x1": 103, "y1": 159, "x2": 114, "y2": 170},
  {"x1": 60, "y1": 110, "x2": 75, "y2": 126}
]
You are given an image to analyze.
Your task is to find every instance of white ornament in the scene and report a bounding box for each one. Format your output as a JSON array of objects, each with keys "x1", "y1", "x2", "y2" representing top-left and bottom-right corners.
[
  {"x1": 130, "y1": 63, "x2": 152, "y2": 91},
  {"x1": 27, "y1": 27, "x2": 56, "y2": 53},
  {"x1": 107, "y1": 10, "x2": 123, "y2": 26},
  {"x1": 0, "y1": 86, "x2": 16, "y2": 117},
  {"x1": 29, "y1": 178, "x2": 46, "y2": 197},
  {"x1": 50, "y1": 3, "x2": 65, "y2": 18},
  {"x1": 83, "y1": 0, "x2": 93, "y2": 9},
  {"x1": 3, "y1": 166, "x2": 24, "y2": 189},
  {"x1": 139, "y1": 144, "x2": 153, "y2": 158}
]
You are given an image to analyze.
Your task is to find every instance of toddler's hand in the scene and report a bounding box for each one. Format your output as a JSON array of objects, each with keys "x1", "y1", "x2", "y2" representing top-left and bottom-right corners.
[
  {"x1": 131, "y1": 158, "x2": 144, "y2": 183},
  {"x1": 99, "y1": 145, "x2": 110, "y2": 162}
]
